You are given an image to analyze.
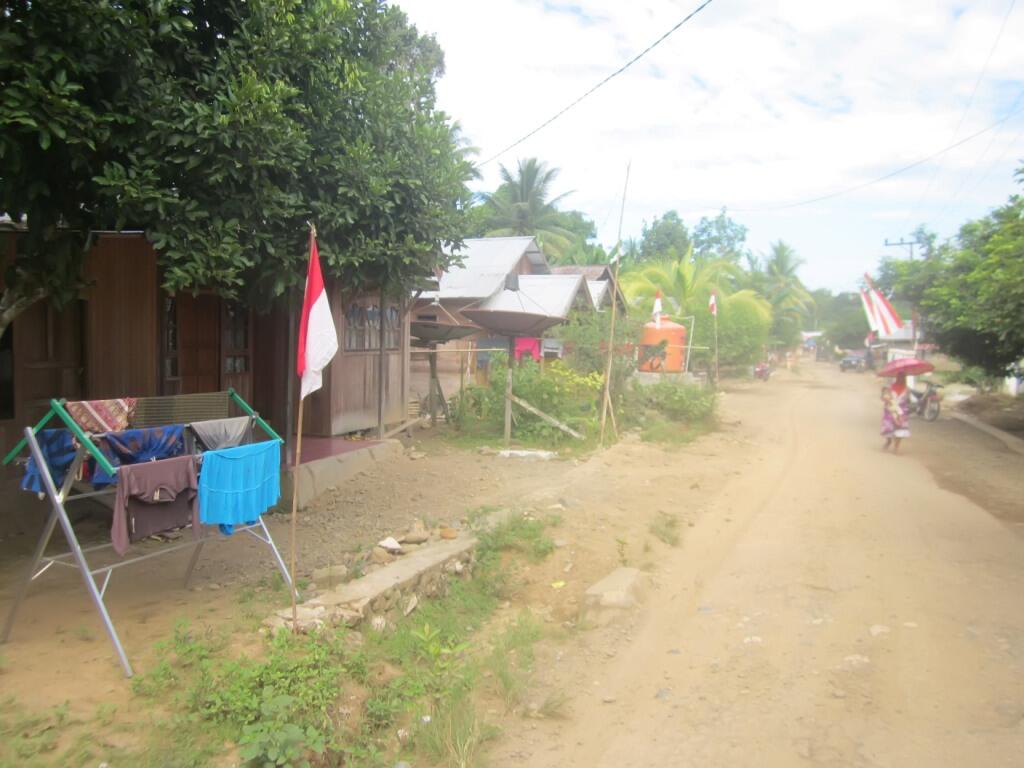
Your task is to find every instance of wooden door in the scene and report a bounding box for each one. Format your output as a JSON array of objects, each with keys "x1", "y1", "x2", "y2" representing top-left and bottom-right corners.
[{"x1": 176, "y1": 293, "x2": 221, "y2": 395}]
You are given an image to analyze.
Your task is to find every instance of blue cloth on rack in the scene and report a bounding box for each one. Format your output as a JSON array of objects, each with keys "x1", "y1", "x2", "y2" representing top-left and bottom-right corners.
[
  {"x1": 198, "y1": 440, "x2": 280, "y2": 535},
  {"x1": 21, "y1": 429, "x2": 77, "y2": 493},
  {"x1": 92, "y1": 426, "x2": 186, "y2": 487}
]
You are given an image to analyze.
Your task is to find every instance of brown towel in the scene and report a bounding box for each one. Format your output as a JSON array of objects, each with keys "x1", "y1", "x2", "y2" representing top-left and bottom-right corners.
[{"x1": 112, "y1": 456, "x2": 198, "y2": 555}]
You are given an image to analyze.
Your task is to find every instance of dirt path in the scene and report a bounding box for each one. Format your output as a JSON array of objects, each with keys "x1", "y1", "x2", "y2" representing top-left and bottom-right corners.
[{"x1": 492, "y1": 365, "x2": 1024, "y2": 767}]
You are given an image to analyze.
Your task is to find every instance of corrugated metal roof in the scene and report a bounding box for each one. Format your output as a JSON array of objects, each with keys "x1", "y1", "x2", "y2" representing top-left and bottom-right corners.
[
  {"x1": 473, "y1": 274, "x2": 592, "y2": 320},
  {"x1": 587, "y1": 280, "x2": 610, "y2": 309},
  {"x1": 426, "y1": 237, "x2": 547, "y2": 300},
  {"x1": 549, "y1": 264, "x2": 612, "y2": 281}
]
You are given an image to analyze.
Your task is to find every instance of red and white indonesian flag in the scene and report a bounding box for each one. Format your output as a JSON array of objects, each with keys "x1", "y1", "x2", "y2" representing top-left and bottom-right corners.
[
  {"x1": 861, "y1": 274, "x2": 903, "y2": 337},
  {"x1": 297, "y1": 231, "x2": 339, "y2": 400},
  {"x1": 708, "y1": 292, "x2": 718, "y2": 317},
  {"x1": 652, "y1": 290, "x2": 663, "y2": 328}
]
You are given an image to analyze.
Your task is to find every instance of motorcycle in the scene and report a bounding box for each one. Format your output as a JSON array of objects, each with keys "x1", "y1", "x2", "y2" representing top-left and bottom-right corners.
[
  {"x1": 908, "y1": 381, "x2": 942, "y2": 421},
  {"x1": 754, "y1": 362, "x2": 771, "y2": 381}
]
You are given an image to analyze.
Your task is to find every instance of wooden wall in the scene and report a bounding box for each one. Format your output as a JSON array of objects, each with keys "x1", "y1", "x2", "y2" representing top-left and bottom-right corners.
[
  {"x1": 299, "y1": 283, "x2": 408, "y2": 437},
  {"x1": 83, "y1": 235, "x2": 159, "y2": 398}
]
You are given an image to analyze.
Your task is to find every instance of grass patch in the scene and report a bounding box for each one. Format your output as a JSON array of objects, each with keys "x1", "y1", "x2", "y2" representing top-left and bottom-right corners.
[
  {"x1": 6, "y1": 504, "x2": 560, "y2": 768},
  {"x1": 484, "y1": 612, "x2": 543, "y2": 712},
  {"x1": 640, "y1": 416, "x2": 714, "y2": 445},
  {"x1": 536, "y1": 690, "x2": 571, "y2": 719},
  {"x1": 648, "y1": 512, "x2": 681, "y2": 547},
  {"x1": 476, "y1": 514, "x2": 556, "y2": 563}
]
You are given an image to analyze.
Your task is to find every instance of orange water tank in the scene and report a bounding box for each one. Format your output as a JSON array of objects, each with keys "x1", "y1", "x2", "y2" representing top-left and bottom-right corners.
[{"x1": 639, "y1": 318, "x2": 687, "y2": 372}]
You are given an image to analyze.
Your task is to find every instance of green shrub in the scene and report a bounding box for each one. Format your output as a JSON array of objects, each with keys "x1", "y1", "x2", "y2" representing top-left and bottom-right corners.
[
  {"x1": 454, "y1": 354, "x2": 602, "y2": 443},
  {"x1": 629, "y1": 381, "x2": 716, "y2": 423}
]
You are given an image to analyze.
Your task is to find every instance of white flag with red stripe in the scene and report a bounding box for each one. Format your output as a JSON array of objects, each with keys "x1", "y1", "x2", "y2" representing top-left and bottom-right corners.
[
  {"x1": 708, "y1": 292, "x2": 718, "y2": 317},
  {"x1": 297, "y1": 231, "x2": 338, "y2": 400},
  {"x1": 862, "y1": 273, "x2": 903, "y2": 337}
]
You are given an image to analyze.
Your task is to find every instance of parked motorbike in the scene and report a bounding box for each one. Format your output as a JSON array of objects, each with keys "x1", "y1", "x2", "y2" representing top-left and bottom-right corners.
[
  {"x1": 754, "y1": 362, "x2": 771, "y2": 381},
  {"x1": 908, "y1": 381, "x2": 942, "y2": 421}
]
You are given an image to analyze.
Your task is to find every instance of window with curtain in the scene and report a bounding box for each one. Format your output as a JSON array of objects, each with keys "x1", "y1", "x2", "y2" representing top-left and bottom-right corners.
[
  {"x1": 384, "y1": 306, "x2": 401, "y2": 349},
  {"x1": 345, "y1": 303, "x2": 366, "y2": 351},
  {"x1": 366, "y1": 304, "x2": 381, "y2": 350}
]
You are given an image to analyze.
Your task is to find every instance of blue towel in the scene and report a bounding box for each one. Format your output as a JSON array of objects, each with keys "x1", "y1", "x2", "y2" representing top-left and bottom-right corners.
[
  {"x1": 92, "y1": 426, "x2": 186, "y2": 487},
  {"x1": 21, "y1": 429, "x2": 77, "y2": 493},
  {"x1": 198, "y1": 440, "x2": 280, "y2": 534}
]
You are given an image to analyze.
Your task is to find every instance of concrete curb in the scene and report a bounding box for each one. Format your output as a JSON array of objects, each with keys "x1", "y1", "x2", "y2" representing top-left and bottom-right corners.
[
  {"x1": 280, "y1": 439, "x2": 404, "y2": 511},
  {"x1": 951, "y1": 412, "x2": 1024, "y2": 456}
]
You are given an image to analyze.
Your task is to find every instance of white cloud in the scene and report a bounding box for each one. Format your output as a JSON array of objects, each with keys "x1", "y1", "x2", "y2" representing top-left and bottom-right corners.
[{"x1": 398, "y1": 0, "x2": 1024, "y2": 290}]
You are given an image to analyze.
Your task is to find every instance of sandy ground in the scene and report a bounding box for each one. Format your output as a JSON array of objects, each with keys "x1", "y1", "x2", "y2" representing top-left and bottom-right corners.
[
  {"x1": 1, "y1": 362, "x2": 1021, "y2": 767},
  {"x1": 488, "y1": 364, "x2": 1024, "y2": 768}
]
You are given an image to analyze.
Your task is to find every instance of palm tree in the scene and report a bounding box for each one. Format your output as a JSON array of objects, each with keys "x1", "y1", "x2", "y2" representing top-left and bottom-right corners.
[
  {"x1": 761, "y1": 241, "x2": 814, "y2": 344},
  {"x1": 619, "y1": 252, "x2": 739, "y2": 318},
  {"x1": 482, "y1": 158, "x2": 576, "y2": 259}
]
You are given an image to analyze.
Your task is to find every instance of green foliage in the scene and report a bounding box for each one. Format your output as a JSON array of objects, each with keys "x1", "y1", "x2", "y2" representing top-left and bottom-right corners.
[
  {"x1": 809, "y1": 290, "x2": 868, "y2": 349},
  {"x1": 640, "y1": 210, "x2": 692, "y2": 262},
  {"x1": 628, "y1": 381, "x2": 717, "y2": 424},
  {"x1": 238, "y1": 690, "x2": 325, "y2": 768},
  {"x1": 476, "y1": 514, "x2": 557, "y2": 563},
  {"x1": 692, "y1": 207, "x2": 749, "y2": 263},
  {"x1": 877, "y1": 174, "x2": 1024, "y2": 373},
  {"x1": 455, "y1": 355, "x2": 602, "y2": 443},
  {"x1": 0, "y1": 0, "x2": 474, "y2": 333},
  {"x1": 557, "y1": 310, "x2": 643, "y2": 397}
]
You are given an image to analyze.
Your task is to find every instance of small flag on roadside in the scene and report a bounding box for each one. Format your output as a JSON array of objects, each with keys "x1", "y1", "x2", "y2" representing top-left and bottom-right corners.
[
  {"x1": 708, "y1": 292, "x2": 718, "y2": 317},
  {"x1": 652, "y1": 290, "x2": 663, "y2": 328},
  {"x1": 296, "y1": 229, "x2": 339, "y2": 400}
]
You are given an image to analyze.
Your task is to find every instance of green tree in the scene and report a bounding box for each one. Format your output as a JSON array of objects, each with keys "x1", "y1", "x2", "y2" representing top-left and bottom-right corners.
[
  {"x1": 0, "y1": 0, "x2": 475, "y2": 336},
  {"x1": 640, "y1": 210, "x2": 691, "y2": 262},
  {"x1": 480, "y1": 157, "x2": 577, "y2": 260},
  {"x1": 692, "y1": 207, "x2": 748, "y2": 263},
  {"x1": 761, "y1": 241, "x2": 814, "y2": 347},
  {"x1": 619, "y1": 257, "x2": 737, "y2": 318}
]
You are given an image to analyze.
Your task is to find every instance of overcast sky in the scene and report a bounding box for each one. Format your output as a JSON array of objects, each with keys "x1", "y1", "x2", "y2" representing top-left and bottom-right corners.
[{"x1": 396, "y1": 0, "x2": 1024, "y2": 292}]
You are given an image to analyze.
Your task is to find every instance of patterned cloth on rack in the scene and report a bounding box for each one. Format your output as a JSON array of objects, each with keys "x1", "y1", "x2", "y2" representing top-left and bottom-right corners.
[
  {"x1": 112, "y1": 455, "x2": 198, "y2": 555},
  {"x1": 92, "y1": 425, "x2": 186, "y2": 487},
  {"x1": 198, "y1": 440, "x2": 280, "y2": 535},
  {"x1": 21, "y1": 429, "x2": 77, "y2": 493},
  {"x1": 64, "y1": 398, "x2": 137, "y2": 434},
  {"x1": 189, "y1": 416, "x2": 253, "y2": 451}
]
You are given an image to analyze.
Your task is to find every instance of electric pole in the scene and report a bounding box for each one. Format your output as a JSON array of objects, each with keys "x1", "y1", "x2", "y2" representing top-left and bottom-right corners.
[{"x1": 884, "y1": 237, "x2": 920, "y2": 260}]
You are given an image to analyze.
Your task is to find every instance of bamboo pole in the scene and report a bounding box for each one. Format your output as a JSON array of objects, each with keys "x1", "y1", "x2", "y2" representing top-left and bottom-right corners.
[
  {"x1": 504, "y1": 338, "x2": 514, "y2": 445},
  {"x1": 377, "y1": 286, "x2": 387, "y2": 439},
  {"x1": 289, "y1": 395, "x2": 304, "y2": 632},
  {"x1": 599, "y1": 162, "x2": 631, "y2": 446}
]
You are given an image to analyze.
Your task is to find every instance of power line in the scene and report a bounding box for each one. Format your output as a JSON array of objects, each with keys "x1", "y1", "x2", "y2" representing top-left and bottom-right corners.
[
  {"x1": 731, "y1": 103, "x2": 1024, "y2": 212},
  {"x1": 905, "y1": 0, "x2": 1017, "y2": 224},
  {"x1": 478, "y1": 0, "x2": 717, "y2": 168}
]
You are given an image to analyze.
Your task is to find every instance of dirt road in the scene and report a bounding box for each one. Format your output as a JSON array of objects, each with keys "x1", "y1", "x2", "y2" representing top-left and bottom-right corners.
[{"x1": 495, "y1": 364, "x2": 1024, "y2": 767}]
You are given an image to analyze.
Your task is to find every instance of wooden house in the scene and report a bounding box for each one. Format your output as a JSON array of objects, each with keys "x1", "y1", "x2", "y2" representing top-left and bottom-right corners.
[{"x1": 0, "y1": 230, "x2": 408, "y2": 454}]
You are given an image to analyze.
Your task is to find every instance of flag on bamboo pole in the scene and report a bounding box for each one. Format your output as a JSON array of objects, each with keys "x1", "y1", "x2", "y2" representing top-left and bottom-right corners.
[
  {"x1": 652, "y1": 290, "x2": 663, "y2": 328},
  {"x1": 297, "y1": 231, "x2": 338, "y2": 399},
  {"x1": 708, "y1": 292, "x2": 718, "y2": 317}
]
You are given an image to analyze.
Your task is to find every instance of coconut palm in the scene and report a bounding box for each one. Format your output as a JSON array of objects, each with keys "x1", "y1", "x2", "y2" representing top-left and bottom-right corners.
[
  {"x1": 619, "y1": 249, "x2": 738, "y2": 317},
  {"x1": 482, "y1": 158, "x2": 576, "y2": 259},
  {"x1": 761, "y1": 241, "x2": 814, "y2": 344}
]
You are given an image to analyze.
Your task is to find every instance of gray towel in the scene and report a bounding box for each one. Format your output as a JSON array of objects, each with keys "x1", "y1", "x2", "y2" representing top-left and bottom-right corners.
[{"x1": 190, "y1": 416, "x2": 253, "y2": 451}]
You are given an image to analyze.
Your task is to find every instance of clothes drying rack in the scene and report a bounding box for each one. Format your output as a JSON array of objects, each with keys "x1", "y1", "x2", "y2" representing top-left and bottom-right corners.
[{"x1": 0, "y1": 389, "x2": 296, "y2": 677}]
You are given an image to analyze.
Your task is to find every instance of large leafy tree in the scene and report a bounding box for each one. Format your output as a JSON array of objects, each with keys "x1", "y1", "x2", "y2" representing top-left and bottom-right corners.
[
  {"x1": 479, "y1": 157, "x2": 577, "y2": 260},
  {"x1": 692, "y1": 207, "x2": 748, "y2": 263},
  {"x1": 640, "y1": 210, "x2": 691, "y2": 262},
  {"x1": 878, "y1": 167, "x2": 1024, "y2": 373},
  {"x1": 0, "y1": 0, "x2": 474, "y2": 337}
]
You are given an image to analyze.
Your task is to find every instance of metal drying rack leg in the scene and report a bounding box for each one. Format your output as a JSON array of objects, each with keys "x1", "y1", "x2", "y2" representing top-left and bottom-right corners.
[{"x1": 19, "y1": 428, "x2": 133, "y2": 676}]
